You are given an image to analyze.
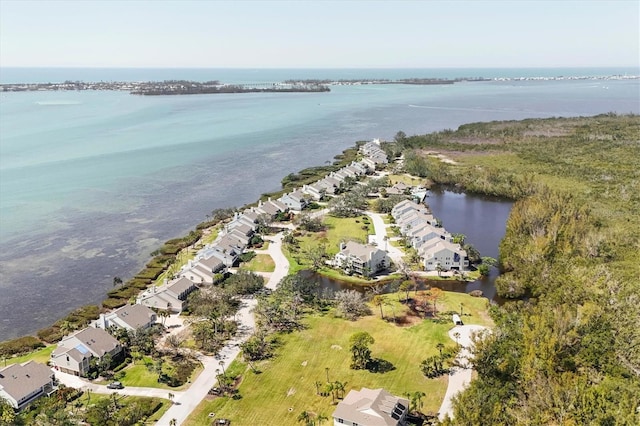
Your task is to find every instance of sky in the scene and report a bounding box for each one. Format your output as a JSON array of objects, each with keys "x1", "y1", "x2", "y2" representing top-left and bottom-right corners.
[{"x1": 0, "y1": 0, "x2": 638, "y2": 68}]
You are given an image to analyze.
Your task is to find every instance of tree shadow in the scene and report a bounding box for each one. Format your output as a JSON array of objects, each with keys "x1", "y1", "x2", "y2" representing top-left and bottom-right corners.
[{"x1": 366, "y1": 358, "x2": 396, "y2": 373}]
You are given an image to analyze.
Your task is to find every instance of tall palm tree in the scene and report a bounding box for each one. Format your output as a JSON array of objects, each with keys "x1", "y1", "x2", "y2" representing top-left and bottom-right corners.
[{"x1": 436, "y1": 342, "x2": 445, "y2": 357}]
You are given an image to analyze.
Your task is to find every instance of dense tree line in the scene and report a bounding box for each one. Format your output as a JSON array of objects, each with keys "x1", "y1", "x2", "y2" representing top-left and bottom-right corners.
[{"x1": 397, "y1": 115, "x2": 640, "y2": 425}]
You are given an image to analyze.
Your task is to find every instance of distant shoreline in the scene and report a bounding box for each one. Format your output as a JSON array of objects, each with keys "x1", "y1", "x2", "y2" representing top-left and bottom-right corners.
[{"x1": 2, "y1": 74, "x2": 637, "y2": 94}]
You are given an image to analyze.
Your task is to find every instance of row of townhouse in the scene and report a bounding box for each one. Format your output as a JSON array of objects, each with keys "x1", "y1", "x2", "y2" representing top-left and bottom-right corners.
[
  {"x1": 360, "y1": 139, "x2": 389, "y2": 168},
  {"x1": 391, "y1": 199, "x2": 469, "y2": 271},
  {"x1": 138, "y1": 199, "x2": 290, "y2": 314},
  {"x1": 301, "y1": 161, "x2": 369, "y2": 200}
]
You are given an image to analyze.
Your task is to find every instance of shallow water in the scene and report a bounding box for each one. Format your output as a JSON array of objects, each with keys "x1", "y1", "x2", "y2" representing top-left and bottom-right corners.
[{"x1": 0, "y1": 72, "x2": 638, "y2": 340}]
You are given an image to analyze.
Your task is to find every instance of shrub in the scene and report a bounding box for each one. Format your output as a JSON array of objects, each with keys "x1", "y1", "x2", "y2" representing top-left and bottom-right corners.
[
  {"x1": 102, "y1": 298, "x2": 127, "y2": 310},
  {"x1": 0, "y1": 336, "x2": 44, "y2": 357},
  {"x1": 37, "y1": 327, "x2": 64, "y2": 344}
]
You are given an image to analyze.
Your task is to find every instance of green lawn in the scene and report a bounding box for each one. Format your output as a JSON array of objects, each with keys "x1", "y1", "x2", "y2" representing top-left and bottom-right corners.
[
  {"x1": 118, "y1": 356, "x2": 203, "y2": 391},
  {"x1": 4, "y1": 344, "x2": 55, "y2": 366},
  {"x1": 388, "y1": 174, "x2": 428, "y2": 186},
  {"x1": 240, "y1": 254, "x2": 275, "y2": 272},
  {"x1": 198, "y1": 226, "x2": 221, "y2": 247},
  {"x1": 284, "y1": 215, "x2": 374, "y2": 274},
  {"x1": 185, "y1": 292, "x2": 492, "y2": 426}
]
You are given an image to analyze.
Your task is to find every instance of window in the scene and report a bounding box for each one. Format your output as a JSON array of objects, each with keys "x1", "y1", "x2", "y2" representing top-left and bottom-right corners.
[{"x1": 337, "y1": 419, "x2": 344, "y2": 424}]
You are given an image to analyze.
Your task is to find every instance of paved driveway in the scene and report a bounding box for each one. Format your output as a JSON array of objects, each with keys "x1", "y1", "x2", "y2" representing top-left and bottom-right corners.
[{"x1": 438, "y1": 324, "x2": 488, "y2": 421}]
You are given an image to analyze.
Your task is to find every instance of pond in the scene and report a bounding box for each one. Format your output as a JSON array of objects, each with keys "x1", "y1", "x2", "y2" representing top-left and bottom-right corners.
[{"x1": 305, "y1": 187, "x2": 513, "y2": 301}]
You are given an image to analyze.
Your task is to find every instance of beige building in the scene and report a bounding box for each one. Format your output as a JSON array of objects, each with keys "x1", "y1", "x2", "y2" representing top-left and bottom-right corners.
[
  {"x1": 50, "y1": 327, "x2": 121, "y2": 376},
  {"x1": 334, "y1": 241, "x2": 389, "y2": 277},
  {"x1": 93, "y1": 304, "x2": 157, "y2": 331},
  {"x1": 332, "y1": 387, "x2": 409, "y2": 426},
  {"x1": 0, "y1": 361, "x2": 55, "y2": 410}
]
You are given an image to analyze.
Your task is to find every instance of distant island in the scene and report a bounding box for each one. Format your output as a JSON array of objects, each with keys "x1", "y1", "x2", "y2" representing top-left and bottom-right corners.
[
  {"x1": 1, "y1": 74, "x2": 637, "y2": 95},
  {"x1": 0, "y1": 80, "x2": 331, "y2": 95}
]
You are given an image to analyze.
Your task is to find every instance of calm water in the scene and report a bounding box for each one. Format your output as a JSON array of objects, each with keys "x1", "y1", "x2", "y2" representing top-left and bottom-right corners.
[
  {"x1": 1, "y1": 68, "x2": 638, "y2": 340},
  {"x1": 307, "y1": 189, "x2": 513, "y2": 300}
]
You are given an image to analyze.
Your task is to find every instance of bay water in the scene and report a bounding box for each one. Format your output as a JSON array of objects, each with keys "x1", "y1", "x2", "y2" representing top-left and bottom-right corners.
[{"x1": 1, "y1": 68, "x2": 638, "y2": 340}]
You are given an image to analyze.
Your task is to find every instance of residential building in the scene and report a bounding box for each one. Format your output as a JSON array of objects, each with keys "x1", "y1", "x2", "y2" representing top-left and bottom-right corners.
[
  {"x1": 279, "y1": 190, "x2": 309, "y2": 211},
  {"x1": 422, "y1": 240, "x2": 469, "y2": 271},
  {"x1": 0, "y1": 361, "x2": 55, "y2": 410},
  {"x1": 93, "y1": 304, "x2": 157, "y2": 332},
  {"x1": 51, "y1": 327, "x2": 121, "y2": 376},
  {"x1": 334, "y1": 241, "x2": 389, "y2": 277},
  {"x1": 136, "y1": 277, "x2": 197, "y2": 312},
  {"x1": 181, "y1": 256, "x2": 226, "y2": 285},
  {"x1": 255, "y1": 199, "x2": 287, "y2": 217},
  {"x1": 332, "y1": 387, "x2": 409, "y2": 426}
]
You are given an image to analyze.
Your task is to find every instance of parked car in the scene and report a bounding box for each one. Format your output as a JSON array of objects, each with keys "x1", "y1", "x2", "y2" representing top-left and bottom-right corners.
[{"x1": 107, "y1": 381, "x2": 124, "y2": 389}]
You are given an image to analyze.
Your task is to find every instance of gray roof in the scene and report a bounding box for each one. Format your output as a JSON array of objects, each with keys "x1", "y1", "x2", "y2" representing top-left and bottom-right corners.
[
  {"x1": 341, "y1": 241, "x2": 380, "y2": 262},
  {"x1": 111, "y1": 304, "x2": 156, "y2": 330},
  {"x1": 228, "y1": 222, "x2": 253, "y2": 236},
  {"x1": 167, "y1": 277, "x2": 196, "y2": 296},
  {"x1": 242, "y1": 210, "x2": 259, "y2": 222},
  {"x1": 55, "y1": 327, "x2": 120, "y2": 358},
  {"x1": 0, "y1": 361, "x2": 53, "y2": 406},
  {"x1": 198, "y1": 256, "x2": 225, "y2": 271},
  {"x1": 333, "y1": 388, "x2": 408, "y2": 426}
]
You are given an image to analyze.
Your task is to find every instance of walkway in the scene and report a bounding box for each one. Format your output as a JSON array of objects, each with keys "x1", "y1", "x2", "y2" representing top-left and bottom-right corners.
[{"x1": 438, "y1": 324, "x2": 487, "y2": 421}]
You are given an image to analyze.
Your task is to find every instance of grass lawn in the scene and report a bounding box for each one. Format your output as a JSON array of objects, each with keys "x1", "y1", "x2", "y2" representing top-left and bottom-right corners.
[
  {"x1": 119, "y1": 356, "x2": 203, "y2": 391},
  {"x1": 240, "y1": 254, "x2": 275, "y2": 272},
  {"x1": 284, "y1": 215, "x2": 374, "y2": 274},
  {"x1": 4, "y1": 344, "x2": 55, "y2": 366},
  {"x1": 199, "y1": 226, "x2": 221, "y2": 247},
  {"x1": 83, "y1": 394, "x2": 170, "y2": 423},
  {"x1": 185, "y1": 292, "x2": 492, "y2": 426},
  {"x1": 388, "y1": 174, "x2": 428, "y2": 186},
  {"x1": 154, "y1": 248, "x2": 196, "y2": 286}
]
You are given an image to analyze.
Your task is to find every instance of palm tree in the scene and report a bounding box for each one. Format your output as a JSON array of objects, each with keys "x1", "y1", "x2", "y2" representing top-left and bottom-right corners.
[
  {"x1": 372, "y1": 295, "x2": 385, "y2": 319},
  {"x1": 113, "y1": 276, "x2": 123, "y2": 287},
  {"x1": 159, "y1": 310, "x2": 169, "y2": 326},
  {"x1": 297, "y1": 411, "x2": 311, "y2": 425},
  {"x1": 454, "y1": 332, "x2": 461, "y2": 346},
  {"x1": 324, "y1": 382, "x2": 335, "y2": 404},
  {"x1": 410, "y1": 391, "x2": 426, "y2": 414},
  {"x1": 436, "y1": 342, "x2": 445, "y2": 357},
  {"x1": 314, "y1": 380, "x2": 322, "y2": 395},
  {"x1": 436, "y1": 263, "x2": 444, "y2": 277},
  {"x1": 333, "y1": 380, "x2": 347, "y2": 399},
  {"x1": 316, "y1": 413, "x2": 329, "y2": 425}
]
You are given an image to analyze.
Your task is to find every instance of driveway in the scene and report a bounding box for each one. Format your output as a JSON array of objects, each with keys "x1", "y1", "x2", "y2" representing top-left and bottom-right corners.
[
  {"x1": 365, "y1": 211, "x2": 405, "y2": 266},
  {"x1": 53, "y1": 369, "x2": 184, "y2": 399},
  {"x1": 438, "y1": 324, "x2": 488, "y2": 421}
]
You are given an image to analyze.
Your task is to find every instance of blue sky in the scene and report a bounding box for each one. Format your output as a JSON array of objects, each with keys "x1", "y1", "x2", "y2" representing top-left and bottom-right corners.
[{"x1": 1, "y1": 0, "x2": 638, "y2": 68}]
